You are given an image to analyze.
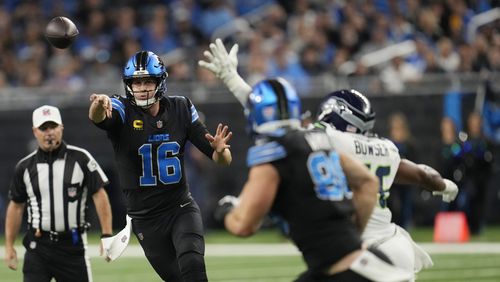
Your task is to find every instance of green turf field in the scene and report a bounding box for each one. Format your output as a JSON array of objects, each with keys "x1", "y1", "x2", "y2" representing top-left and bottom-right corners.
[
  {"x1": 1, "y1": 227, "x2": 500, "y2": 281},
  {"x1": 2, "y1": 225, "x2": 499, "y2": 245},
  {"x1": 1, "y1": 254, "x2": 500, "y2": 281}
]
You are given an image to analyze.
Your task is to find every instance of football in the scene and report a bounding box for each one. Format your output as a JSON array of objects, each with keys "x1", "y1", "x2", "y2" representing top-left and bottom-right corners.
[{"x1": 45, "y1": 16, "x2": 79, "y2": 49}]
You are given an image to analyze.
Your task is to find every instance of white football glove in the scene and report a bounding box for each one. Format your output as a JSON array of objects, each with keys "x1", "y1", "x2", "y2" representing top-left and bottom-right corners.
[
  {"x1": 214, "y1": 195, "x2": 240, "y2": 222},
  {"x1": 432, "y1": 179, "x2": 458, "y2": 203},
  {"x1": 218, "y1": 195, "x2": 240, "y2": 207},
  {"x1": 198, "y1": 38, "x2": 252, "y2": 107}
]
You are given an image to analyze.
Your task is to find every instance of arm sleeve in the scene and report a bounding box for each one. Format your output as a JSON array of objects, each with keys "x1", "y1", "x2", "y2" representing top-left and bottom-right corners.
[
  {"x1": 81, "y1": 152, "x2": 109, "y2": 195},
  {"x1": 9, "y1": 163, "x2": 28, "y2": 203},
  {"x1": 186, "y1": 98, "x2": 214, "y2": 158},
  {"x1": 94, "y1": 96, "x2": 125, "y2": 132}
]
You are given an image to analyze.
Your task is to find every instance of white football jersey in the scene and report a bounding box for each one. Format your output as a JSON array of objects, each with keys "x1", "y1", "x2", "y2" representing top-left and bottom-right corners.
[{"x1": 321, "y1": 123, "x2": 401, "y2": 240}]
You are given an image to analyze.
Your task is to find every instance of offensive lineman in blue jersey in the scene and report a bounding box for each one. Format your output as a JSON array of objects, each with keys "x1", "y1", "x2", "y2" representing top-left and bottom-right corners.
[
  {"x1": 88, "y1": 51, "x2": 232, "y2": 281},
  {"x1": 212, "y1": 77, "x2": 412, "y2": 281}
]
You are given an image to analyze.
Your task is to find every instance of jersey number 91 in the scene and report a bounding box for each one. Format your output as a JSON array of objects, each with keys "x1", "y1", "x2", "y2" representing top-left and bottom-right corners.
[{"x1": 307, "y1": 151, "x2": 352, "y2": 201}]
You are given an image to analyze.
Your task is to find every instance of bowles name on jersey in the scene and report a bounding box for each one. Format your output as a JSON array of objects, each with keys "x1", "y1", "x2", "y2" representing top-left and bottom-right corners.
[{"x1": 354, "y1": 140, "x2": 390, "y2": 157}]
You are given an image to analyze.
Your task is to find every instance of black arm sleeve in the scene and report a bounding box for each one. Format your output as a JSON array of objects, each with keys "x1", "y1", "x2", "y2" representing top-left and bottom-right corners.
[
  {"x1": 188, "y1": 120, "x2": 214, "y2": 158},
  {"x1": 93, "y1": 96, "x2": 126, "y2": 133},
  {"x1": 93, "y1": 109, "x2": 122, "y2": 132},
  {"x1": 185, "y1": 98, "x2": 214, "y2": 159}
]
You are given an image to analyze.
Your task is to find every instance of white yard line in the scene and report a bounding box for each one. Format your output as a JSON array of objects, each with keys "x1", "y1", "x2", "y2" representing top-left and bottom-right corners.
[
  {"x1": 419, "y1": 243, "x2": 500, "y2": 254},
  {"x1": 2, "y1": 243, "x2": 500, "y2": 259}
]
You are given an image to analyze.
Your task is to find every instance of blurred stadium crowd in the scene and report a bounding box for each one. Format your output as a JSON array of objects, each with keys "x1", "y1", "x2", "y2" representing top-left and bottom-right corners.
[{"x1": 0, "y1": 0, "x2": 498, "y2": 95}]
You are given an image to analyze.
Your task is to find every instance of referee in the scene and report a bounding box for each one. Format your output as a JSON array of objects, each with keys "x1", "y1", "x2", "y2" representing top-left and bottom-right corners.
[{"x1": 4, "y1": 105, "x2": 113, "y2": 282}]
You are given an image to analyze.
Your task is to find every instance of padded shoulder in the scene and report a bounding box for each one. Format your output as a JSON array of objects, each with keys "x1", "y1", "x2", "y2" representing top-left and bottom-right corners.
[
  {"x1": 111, "y1": 96, "x2": 126, "y2": 123},
  {"x1": 247, "y1": 141, "x2": 287, "y2": 167}
]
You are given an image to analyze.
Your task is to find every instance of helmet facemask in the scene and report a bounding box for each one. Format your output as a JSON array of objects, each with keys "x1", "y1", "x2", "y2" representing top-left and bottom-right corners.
[{"x1": 125, "y1": 75, "x2": 166, "y2": 109}]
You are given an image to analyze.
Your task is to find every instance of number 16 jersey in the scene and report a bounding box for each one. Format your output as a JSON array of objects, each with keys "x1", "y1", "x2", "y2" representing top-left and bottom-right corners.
[{"x1": 94, "y1": 96, "x2": 214, "y2": 218}]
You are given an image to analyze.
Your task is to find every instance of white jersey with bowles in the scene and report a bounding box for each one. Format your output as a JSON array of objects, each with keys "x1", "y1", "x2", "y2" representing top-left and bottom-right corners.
[
  {"x1": 321, "y1": 123, "x2": 433, "y2": 275},
  {"x1": 322, "y1": 123, "x2": 400, "y2": 241}
]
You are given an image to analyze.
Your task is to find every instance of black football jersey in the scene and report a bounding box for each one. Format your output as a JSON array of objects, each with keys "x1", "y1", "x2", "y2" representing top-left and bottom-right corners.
[
  {"x1": 95, "y1": 96, "x2": 214, "y2": 217},
  {"x1": 247, "y1": 128, "x2": 362, "y2": 272}
]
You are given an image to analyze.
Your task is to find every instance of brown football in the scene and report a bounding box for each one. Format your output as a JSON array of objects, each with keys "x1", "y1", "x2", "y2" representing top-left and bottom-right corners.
[{"x1": 45, "y1": 16, "x2": 79, "y2": 49}]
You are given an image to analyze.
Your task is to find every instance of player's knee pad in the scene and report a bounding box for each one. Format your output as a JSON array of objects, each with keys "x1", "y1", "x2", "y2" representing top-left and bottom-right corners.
[
  {"x1": 176, "y1": 233, "x2": 207, "y2": 281},
  {"x1": 176, "y1": 232, "x2": 205, "y2": 255},
  {"x1": 178, "y1": 250, "x2": 206, "y2": 281}
]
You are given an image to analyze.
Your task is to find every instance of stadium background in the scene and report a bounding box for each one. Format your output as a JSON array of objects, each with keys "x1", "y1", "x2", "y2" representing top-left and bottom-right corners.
[{"x1": 0, "y1": 0, "x2": 499, "y2": 242}]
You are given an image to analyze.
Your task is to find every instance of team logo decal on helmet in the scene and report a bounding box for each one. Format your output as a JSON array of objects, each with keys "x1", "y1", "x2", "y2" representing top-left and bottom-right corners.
[
  {"x1": 317, "y1": 89, "x2": 375, "y2": 134},
  {"x1": 123, "y1": 51, "x2": 168, "y2": 108},
  {"x1": 246, "y1": 77, "x2": 302, "y2": 137}
]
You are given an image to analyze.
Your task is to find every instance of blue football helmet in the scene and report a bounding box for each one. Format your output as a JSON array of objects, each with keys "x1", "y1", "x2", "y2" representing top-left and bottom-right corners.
[
  {"x1": 316, "y1": 89, "x2": 375, "y2": 134},
  {"x1": 246, "y1": 78, "x2": 302, "y2": 137},
  {"x1": 123, "y1": 51, "x2": 168, "y2": 108}
]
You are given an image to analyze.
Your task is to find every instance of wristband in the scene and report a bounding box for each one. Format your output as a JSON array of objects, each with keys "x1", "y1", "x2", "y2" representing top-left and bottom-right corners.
[{"x1": 100, "y1": 233, "x2": 112, "y2": 239}]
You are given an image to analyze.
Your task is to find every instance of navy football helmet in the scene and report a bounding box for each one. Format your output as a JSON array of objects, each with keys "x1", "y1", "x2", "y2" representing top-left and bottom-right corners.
[
  {"x1": 123, "y1": 51, "x2": 168, "y2": 108},
  {"x1": 316, "y1": 89, "x2": 375, "y2": 134},
  {"x1": 246, "y1": 78, "x2": 302, "y2": 137}
]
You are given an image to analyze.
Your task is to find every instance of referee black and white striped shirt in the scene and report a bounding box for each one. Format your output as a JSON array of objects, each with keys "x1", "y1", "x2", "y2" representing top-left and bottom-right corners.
[{"x1": 9, "y1": 142, "x2": 109, "y2": 233}]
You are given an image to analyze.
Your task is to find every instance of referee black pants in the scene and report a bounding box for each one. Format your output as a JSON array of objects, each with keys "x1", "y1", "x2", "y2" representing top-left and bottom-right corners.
[
  {"x1": 132, "y1": 200, "x2": 207, "y2": 282},
  {"x1": 22, "y1": 230, "x2": 90, "y2": 282}
]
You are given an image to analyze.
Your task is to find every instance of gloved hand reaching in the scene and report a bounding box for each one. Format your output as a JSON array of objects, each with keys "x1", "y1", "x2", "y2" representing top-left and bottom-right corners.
[
  {"x1": 198, "y1": 38, "x2": 252, "y2": 107},
  {"x1": 214, "y1": 195, "x2": 240, "y2": 222},
  {"x1": 432, "y1": 179, "x2": 458, "y2": 203}
]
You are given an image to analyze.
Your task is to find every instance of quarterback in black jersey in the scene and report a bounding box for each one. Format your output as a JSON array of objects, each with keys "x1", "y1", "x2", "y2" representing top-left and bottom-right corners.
[
  {"x1": 213, "y1": 78, "x2": 412, "y2": 282},
  {"x1": 89, "y1": 51, "x2": 232, "y2": 281}
]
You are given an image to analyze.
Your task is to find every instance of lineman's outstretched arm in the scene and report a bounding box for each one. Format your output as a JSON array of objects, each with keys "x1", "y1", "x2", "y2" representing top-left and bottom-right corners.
[
  {"x1": 224, "y1": 164, "x2": 279, "y2": 237},
  {"x1": 198, "y1": 38, "x2": 252, "y2": 107},
  {"x1": 395, "y1": 159, "x2": 458, "y2": 202}
]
